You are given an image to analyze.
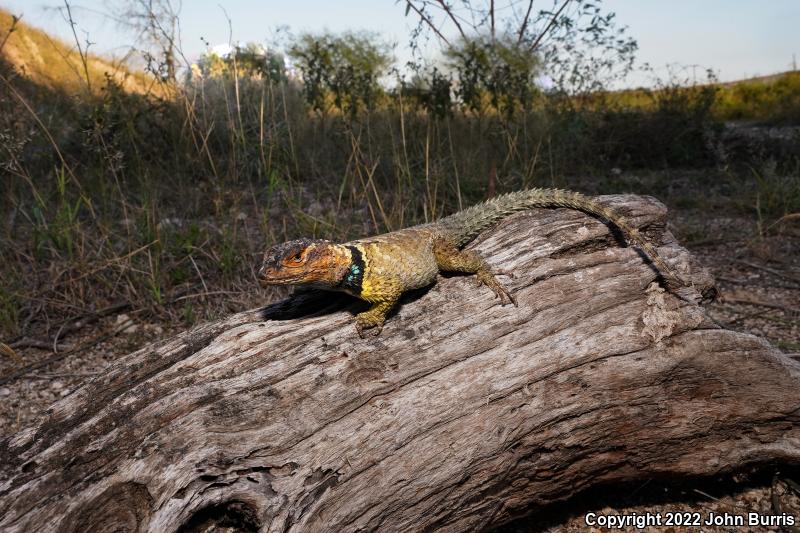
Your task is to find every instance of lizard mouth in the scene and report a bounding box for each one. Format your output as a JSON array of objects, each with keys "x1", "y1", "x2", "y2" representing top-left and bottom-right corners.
[
  {"x1": 257, "y1": 277, "x2": 274, "y2": 287},
  {"x1": 257, "y1": 268, "x2": 304, "y2": 286}
]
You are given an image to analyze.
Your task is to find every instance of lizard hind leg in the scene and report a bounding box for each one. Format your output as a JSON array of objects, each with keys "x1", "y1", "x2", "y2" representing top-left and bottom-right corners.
[{"x1": 433, "y1": 239, "x2": 517, "y2": 306}]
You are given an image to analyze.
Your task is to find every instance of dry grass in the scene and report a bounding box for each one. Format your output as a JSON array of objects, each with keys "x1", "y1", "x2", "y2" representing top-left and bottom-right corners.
[{"x1": 0, "y1": 7, "x2": 798, "y2": 354}]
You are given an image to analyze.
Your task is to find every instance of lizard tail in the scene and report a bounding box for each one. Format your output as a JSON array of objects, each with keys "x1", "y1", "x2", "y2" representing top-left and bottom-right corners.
[{"x1": 438, "y1": 188, "x2": 683, "y2": 289}]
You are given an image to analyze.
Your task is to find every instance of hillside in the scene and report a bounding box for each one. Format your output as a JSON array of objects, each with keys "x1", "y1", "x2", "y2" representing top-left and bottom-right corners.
[
  {"x1": 719, "y1": 70, "x2": 798, "y2": 87},
  {"x1": 0, "y1": 8, "x2": 159, "y2": 96},
  {"x1": 603, "y1": 69, "x2": 800, "y2": 125}
]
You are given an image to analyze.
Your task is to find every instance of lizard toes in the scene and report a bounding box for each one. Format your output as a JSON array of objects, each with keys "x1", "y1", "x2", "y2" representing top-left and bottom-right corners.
[
  {"x1": 498, "y1": 288, "x2": 517, "y2": 306},
  {"x1": 355, "y1": 319, "x2": 384, "y2": 338}
]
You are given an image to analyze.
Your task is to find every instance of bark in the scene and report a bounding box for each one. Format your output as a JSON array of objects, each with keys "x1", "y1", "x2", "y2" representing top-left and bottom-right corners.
[{"x1": 1, "y1": 195, "x2": 798, "y2": 533}]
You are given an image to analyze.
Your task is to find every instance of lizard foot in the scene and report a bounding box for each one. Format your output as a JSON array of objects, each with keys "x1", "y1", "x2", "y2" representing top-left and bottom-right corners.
[
  {"x1": 476, "y1": 270, "x2": 518, "y2": 307},
  {"x1": 355, "y1": 311, "x2": 387, "y2": 338},
  {"x1": 353, "y1": 300, "x2": 396, "y2": 338},
  {"x1": 355, "y1": 321, "x2": 383, "y2": 339}
]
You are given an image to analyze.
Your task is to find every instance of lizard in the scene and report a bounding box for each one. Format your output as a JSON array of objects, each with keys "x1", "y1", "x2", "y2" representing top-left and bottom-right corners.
[{"x1": 257, "y1": 188, "x2": 686, "y2": 337}]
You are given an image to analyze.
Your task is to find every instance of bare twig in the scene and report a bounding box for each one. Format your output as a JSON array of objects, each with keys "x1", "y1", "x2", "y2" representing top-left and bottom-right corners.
[
  {"x1": 489, "y1": 0, "x2": 495, "y2": 41},
  {"x1": 722, "y1": 295, "x2": 800, "y2": 315},
  {"x1": 172, "y1": 290, "x2": 243, "y2": 302},
  {"x1": 733, "y1": 259, "x2": 800, "y2": 286},
  {"x1": 62, "y1": 0, "x2": 93, "y2": 93},
  {"x1": 715, "y1": 274, "x2": 800, "y2": 291},
  {"x1": 434, "y1": 0, "x2": 468, "y2": 41},
  {"x1": 762, "y1": 212, "x2": 800, "y2": 235},
  {"x1": 527, "y1": 0, "x2": 571, "y2": 53},
  {"x1": 59, "y1": 241, "x2": 159, "y2": 288},
  {"x1": 517, "y1": 0, "x2": 534, "y2": 45},
  {"x1": 50, "y1": 301, "x2": 132, "y2": 344},
  {"x1": 9, "y1": 338, "x2": 72, "y2": 352},
  {"x1": 24, "y1": 371, "x2": 101, "y2": 379},
  {"x1": 692, "y1": 488, "x2": 720, "y2": 502},
  {"x1": 0, "y1": 321, "x2": 130, "y2": 387},
  {"x1": 721, "y1": 308, "x2": 770, "y2": 327},
  {"x1": 404, "y1": 1, "x2": 452, "y2": 47},
  {"x1": 0, "y1": 12, "x2": 21, "y2": 54},
  {"x1": 0, "y1": 342, "x2": 22, "y2": 365},
  {"x1": 0, "y1": 283, "x2": 201, "y2": 387},
  {"x1": 786, "y1": 477, "x2": 800, "y2": 495}
]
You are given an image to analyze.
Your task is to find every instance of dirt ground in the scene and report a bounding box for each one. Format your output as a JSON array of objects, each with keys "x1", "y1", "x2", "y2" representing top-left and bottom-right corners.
[{"x1": 1, "y1": 204, "x2": 798, "y2": 532}]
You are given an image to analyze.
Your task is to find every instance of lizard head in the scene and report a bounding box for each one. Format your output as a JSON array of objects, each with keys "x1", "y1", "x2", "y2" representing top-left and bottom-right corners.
[{"x1": 257, "y1": 239, "x2": 350, "y2": 288}]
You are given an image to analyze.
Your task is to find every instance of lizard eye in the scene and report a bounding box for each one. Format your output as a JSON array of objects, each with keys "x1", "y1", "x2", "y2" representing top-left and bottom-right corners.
[{"x1": 284, "y1": 249, "x2": 306, "y2": 267}]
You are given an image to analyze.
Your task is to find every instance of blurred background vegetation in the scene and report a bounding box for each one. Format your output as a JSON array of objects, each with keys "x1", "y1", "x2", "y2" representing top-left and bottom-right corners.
[{"x1": 0, "y1": 1, "x2": 798, "y2": 340}]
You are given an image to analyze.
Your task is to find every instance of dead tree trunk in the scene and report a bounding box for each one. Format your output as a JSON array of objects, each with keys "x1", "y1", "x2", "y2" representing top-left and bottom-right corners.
[{"x1": 1, "y1": 195, "x2": 799, "y2": 532}]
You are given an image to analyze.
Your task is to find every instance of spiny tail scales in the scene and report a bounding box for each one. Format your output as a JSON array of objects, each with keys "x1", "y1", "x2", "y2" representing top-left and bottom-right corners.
[{"x1": 437, "y1": 188, "x2": 682, "y2": 290}]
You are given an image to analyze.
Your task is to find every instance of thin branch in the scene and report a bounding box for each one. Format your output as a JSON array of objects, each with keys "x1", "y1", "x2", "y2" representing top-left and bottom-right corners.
[
  {"x1": 490, "y1": 0, "x2": 495, "y2": 41},
  {"x1": 9, "y1": 338, "x2": 72, "y2": 351},
  {"x1": 0, "y1": 321, "x2": 130, "y2": 386},
  {"x1": 527, "y1": 0, "x2": 571, "y2": 53},
  {"x1": 434, "y1": 0, "x2": 468, "y2": 40},
  {"x1": 144, "y1": 0, "x2": 187, "y2": 81},
  {"x1": 517, "y1": 0, "x2": 534, "y2": 44},
  {"x1": 39, "y1": 30, "x2": 88, "y2": 85},
  {"x1": 404, "y1": 0, "x2": 452, "y2": 47},
  {"x1": 0, "y1": 13, "x2": 21, "y2": 54},
  {"x1": 62, "y1": 0, "x2": 92, "y2": 93}
]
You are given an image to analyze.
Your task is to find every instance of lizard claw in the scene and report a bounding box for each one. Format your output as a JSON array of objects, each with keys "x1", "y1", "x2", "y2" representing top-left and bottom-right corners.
[
  {"x1": 506, "y1": 290, "x2": 519, "y2": 307},
  {"x1": 355, "y1": 322, "x2": 382, "y2": 338},
  {"x1": 355, "y1": 314, "x2": 386, "y2": 338},
  {"x1": 494, "y1": 284, "x2": 517, "y2": 306},
  {"x1": 477, "y1": 270, "x2": 518, "y2": 307}
]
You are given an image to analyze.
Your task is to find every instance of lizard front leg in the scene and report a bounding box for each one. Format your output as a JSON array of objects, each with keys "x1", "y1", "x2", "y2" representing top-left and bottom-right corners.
[
  {"x1": 355, "y1": 299, "x2": 398, "y2": 338},
  {"x1": 433, "y1": 238, "x2": 517, "y2": 306}
]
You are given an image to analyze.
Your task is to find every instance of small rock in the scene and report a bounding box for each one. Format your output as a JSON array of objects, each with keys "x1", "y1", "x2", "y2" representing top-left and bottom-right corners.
[
  {"x1": 306, "y1": 201, "x2": 324, "y2": 217},
  {"x1": 39, "y1": 390, "x2": 55, "y2": 402},
  {"x1": 145, "y1": 324, "x2": 164, "y2": 335},
  {"x1": 60, "y1": 389, "x2": 70, "y2": 398},
  {"x1": 157, "y1": 217, "x2": 184, "y2": 230},
  {"x1": 0, "y1": 387, "x2": 11, "y2": 397},
  {"x1": 115, "y1": 314, "x2": 139, "y2": 334}
]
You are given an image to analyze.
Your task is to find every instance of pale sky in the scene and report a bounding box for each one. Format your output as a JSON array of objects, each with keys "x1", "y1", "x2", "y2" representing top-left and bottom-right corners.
[{"x1": 3, "y1": 0, "x2": 798, "y2": 87}]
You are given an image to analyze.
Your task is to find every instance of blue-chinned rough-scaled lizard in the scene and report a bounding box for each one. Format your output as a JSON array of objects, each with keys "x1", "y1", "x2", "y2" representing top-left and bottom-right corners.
[{"x1": 257, "y1": 188, "x2": 687, "y2": 337}]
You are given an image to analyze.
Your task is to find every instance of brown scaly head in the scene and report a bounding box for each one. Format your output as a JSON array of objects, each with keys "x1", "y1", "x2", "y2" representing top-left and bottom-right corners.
[{"x1": 257, "y1": 238, "x2": 351, "y2": 290}]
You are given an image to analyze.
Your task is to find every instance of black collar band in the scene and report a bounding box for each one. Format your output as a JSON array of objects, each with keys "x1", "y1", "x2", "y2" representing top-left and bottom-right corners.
[{"x1": 340, "y1": 245, "x2": 365, "y2": 295}]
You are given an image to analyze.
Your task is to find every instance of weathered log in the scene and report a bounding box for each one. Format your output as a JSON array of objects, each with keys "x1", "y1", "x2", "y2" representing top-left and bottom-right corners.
[{"x1": 1, "y1": 195, "x2": 799, "y2": 532}]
